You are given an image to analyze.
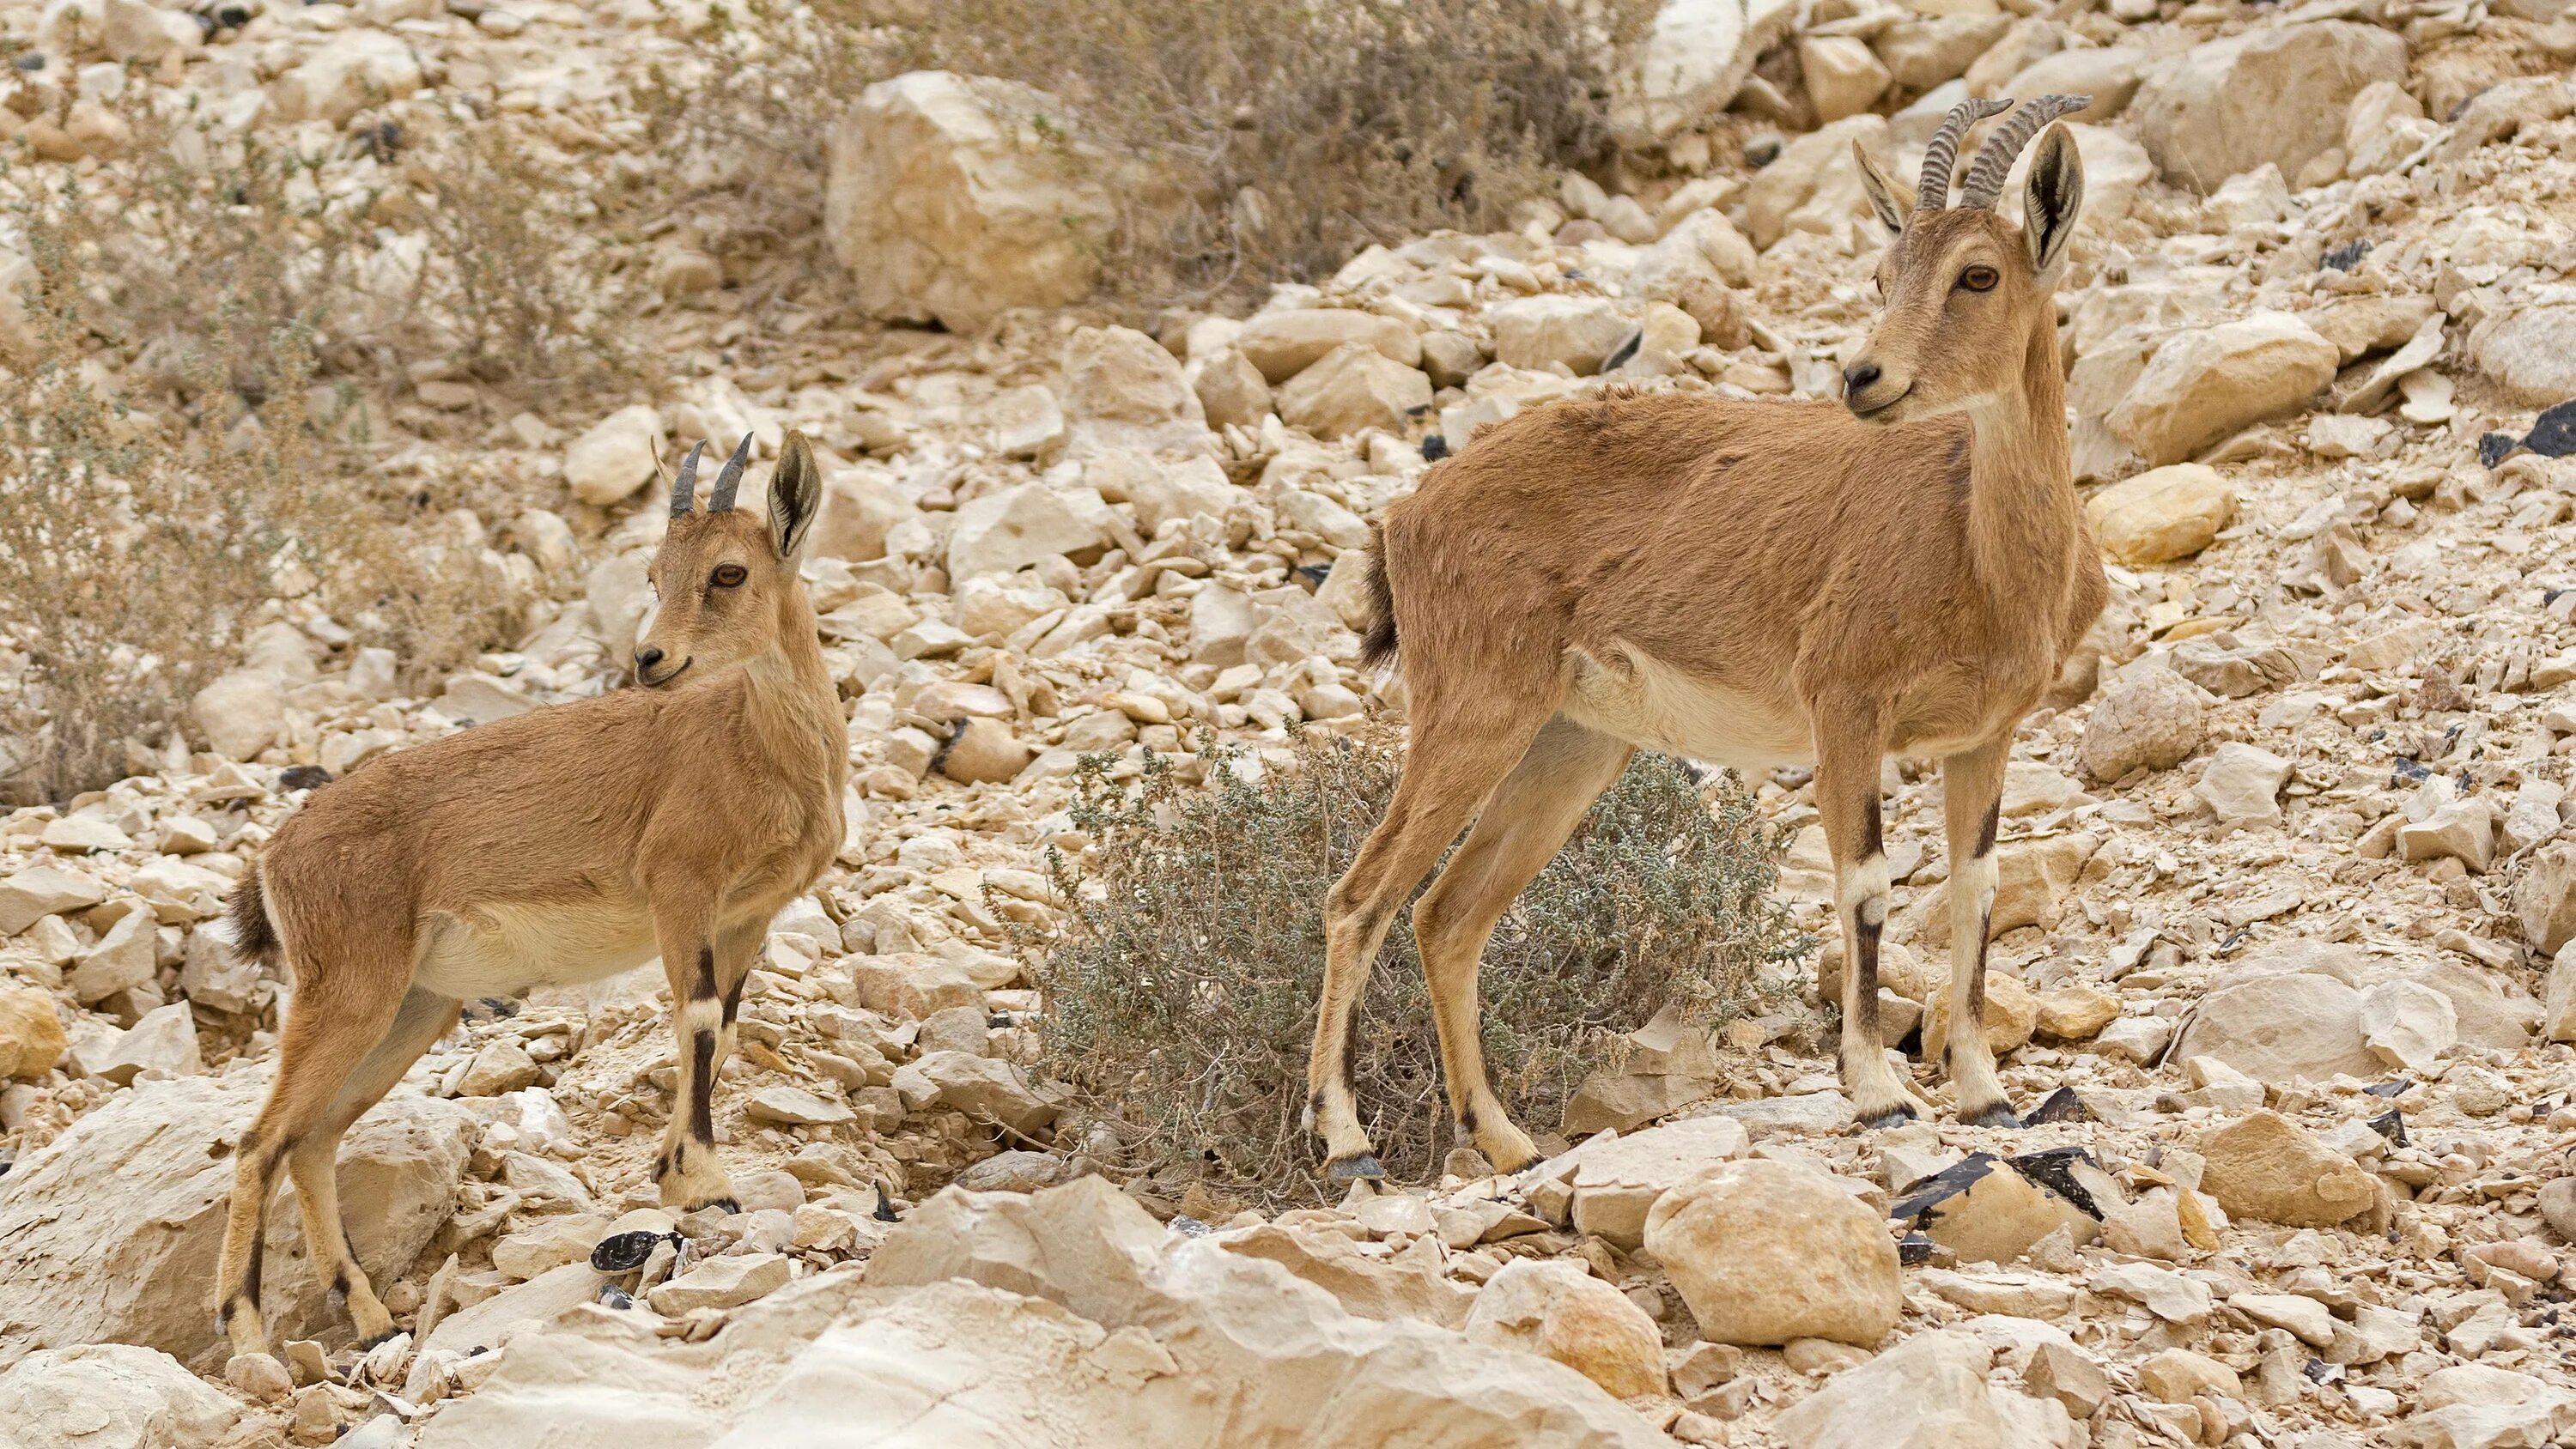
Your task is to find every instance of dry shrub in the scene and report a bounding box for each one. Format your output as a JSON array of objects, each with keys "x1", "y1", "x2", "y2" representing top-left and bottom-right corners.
[
  {"x1": 637, "y1": 0, "x2": 1647, "y2": 315},
  {"x1": 1035, "y1": 729, "x2": 1805, "y2": 1207}
]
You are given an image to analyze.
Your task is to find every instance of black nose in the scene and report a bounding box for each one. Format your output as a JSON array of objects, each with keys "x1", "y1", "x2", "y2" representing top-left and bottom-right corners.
[
  {"x1": 635, "y1": 646, "x2": 664, "y2": 673},
  {"x1": 1843, "y1": 362, "x2": 1881, "y2": 396}
]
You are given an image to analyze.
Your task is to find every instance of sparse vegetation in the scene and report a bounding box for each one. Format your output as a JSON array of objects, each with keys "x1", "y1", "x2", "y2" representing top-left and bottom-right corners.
[{"x1": 1033, "y1": 730, "x2": 1806, "y2": 1206}]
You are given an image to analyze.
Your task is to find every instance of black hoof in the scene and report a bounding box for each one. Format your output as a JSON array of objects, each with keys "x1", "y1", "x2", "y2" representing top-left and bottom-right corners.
[
  {"x1": 1857, "y1": 1103, "x2": 1918, "y2": 1131},
  {"x1": 1326, "y1": 1153, "x2": 1385, "y2": 1183},
  {"x1": 358, "y1": 1330, "x2": 399, "y2": 1350},
  {"x1": 703, "y1": 1197, "x2": 740, "y2": 1214},
  {"x1": 1961, "y1": 1102, "x2": 2022, "y2": 1129}
]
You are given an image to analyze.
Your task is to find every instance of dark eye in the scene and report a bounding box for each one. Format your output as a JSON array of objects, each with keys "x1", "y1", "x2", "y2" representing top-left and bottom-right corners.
[
  {"x1": 1960, "y1": 266, "x2": 2000, "y2": 292},
  {"x1": 711, "y1": 564, "x2": 746, "y2": 588}
]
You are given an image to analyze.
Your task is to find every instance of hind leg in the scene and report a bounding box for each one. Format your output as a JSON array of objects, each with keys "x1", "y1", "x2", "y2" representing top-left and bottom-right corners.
[
  {"x1": 217, "y1": 957, "x2": 415, "y2": 1358},
  {"x1": 283, "y1": 985, "x2": 462, "y2": 1345},
  {"x1": 647, "y1": 905, "x2": 756, "y2": 1211},
  {"x1": 1412, "y1": 718, "x2": 1632, "y2": 1172},
  {"x1": 1938, "y1": 736, "x2": 2017, "y2": 1126}
]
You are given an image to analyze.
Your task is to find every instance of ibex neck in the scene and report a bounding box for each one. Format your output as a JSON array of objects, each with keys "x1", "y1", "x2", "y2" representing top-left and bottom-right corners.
[
  {"x1": 742, "y1": 591, "x2": 842, "y2": 773},
  {"x1": 1959, "y1": 318, "x2": 2077, "y2": 606}
]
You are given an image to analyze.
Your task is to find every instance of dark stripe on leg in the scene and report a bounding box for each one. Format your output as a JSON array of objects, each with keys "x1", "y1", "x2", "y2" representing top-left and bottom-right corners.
[
  {"x1": 1861, "y1": 801, "x2": 1883, "y2": 859},
  {"x1": 720, "y1": 971, "x2": 746, "y2": 1028},
  {"x1": 1976, "y1": 800, "x2": 2000, "y2": 857},
  {"x1": 1852, "y1": 913, "x2": 1886, "y2": 1046},
  {"x1": 692, "y1": 946, "x2": 717, "y2": 1000},
  {"x1": 689, "y1": 1029, "x2": 716, "y2": 1142}
]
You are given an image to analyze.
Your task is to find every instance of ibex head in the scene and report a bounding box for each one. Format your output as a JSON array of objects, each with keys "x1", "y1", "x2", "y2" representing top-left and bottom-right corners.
[
  {"x1": 1840, "y1": 94, "x2": 2089, "y2": 425},
  {"x1": 635, "y1": 429, "x2": 824, "y2": 688}
]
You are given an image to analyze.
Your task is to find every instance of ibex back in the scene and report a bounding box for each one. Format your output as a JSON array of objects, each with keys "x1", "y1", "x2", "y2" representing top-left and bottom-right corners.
[
  {"x1": 1303, "y1": 99, "x2": 2106, "y2": 1179},
  {"x1": 215, "y1": 431, "x2": 847, "y2": 1361}
]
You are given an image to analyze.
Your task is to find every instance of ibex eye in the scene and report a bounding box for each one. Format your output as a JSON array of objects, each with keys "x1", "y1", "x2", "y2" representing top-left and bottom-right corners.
[
  {"x1": 1961, "y1": 266, "x2": 1999, "y2": 292},
  {"x1": 711, "y1": 564, "x2": 747, "y2": 587}
]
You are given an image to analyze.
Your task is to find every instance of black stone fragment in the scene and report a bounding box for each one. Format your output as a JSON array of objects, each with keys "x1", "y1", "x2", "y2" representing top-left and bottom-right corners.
[
  {"x1": 2025, "y1": 1086, "x2": 2092, "y2": 1125},
  {"x1": 2524, "y1": 399, "x2": 2576, "y2": 458},
  {"x1": 2323, "y1": 239, "x2": 2371, "y2": 271},
  {"x1": 1890, "y1": 1152, "x2": 2001, "y2": 1222},
  {"x1": 1898, "y1": 1233, "x2": 1935, "y2": 1265},
  {"x1": 1420, "y1": 433, "x2": 1449, "y2": 461},
  {"x1": 2009, "y1": 1145, "x2": 2106, "y2": 1220},
  {"x1": 276, "y1": 764, "x2": 333, "y2": 792},
  {"x1": 1601, "y1": 328, "x2": 1642, "y2": 373},
  {"x1": 2482, "y1": 432, "x2": 2521, "y2": 468},
  {"x1": 2363, "y1": 1080, "x2": 2409, "y2": 1098},
  {"x1": 2368, "y1": 1107, "x2": 2408, "y2": 1148},
  {"x1": 873, "y1": 1183, "x2": 900, "y2": 1222}
]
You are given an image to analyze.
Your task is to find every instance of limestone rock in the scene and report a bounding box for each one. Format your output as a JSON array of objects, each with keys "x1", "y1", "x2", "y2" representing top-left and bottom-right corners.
[
  {"x1": 2193, "y1": 742, "x2": 2290, "y2": 832},
  {"x1": 2006, "y1": 46, "x2": 2150, "y2": 121},
  {"x1": 946, "y1": 483, "x2": 1113, "y2": 582},
  {"x1": 2515, "y1": 842, "x2": 2576, "y2": 956},
  {"x1": 2548, "y1": 942, "x2": 2576, "y2": 1044},
  {"x1": 1800, "y1": 35, "x2": 1889, "y2": 125},
  {"x1": 1922, "y1": 969, "x2": 2038, "y2": 1063},
  {"x1": 907, "y1": 1050, "x2": 1057, "y2": 1135},
  {"x1": 1874, "y1": 15, "x2": 2010, "y2": 92},
  {"x1": 0, "y1": 1343, "x2": 238, "y2": 1449},
  {"x1": 1462, "y1": 1259, "x2": 1665, "y2": 1400},
  {"x1": 1914, "y1": 834, "x2": 2093, "y2": 949},
  {"x1": 1774, "y1": 1331, "x2": 2076, "y2": 1449},
  {"x1": 70, "y1": 910, "x2": 156, "y2": 1006},
  {"x1": 1276, "y1": 342, "x2": 1432, "y2": 440},
  {"x1": 2408, "y1": 1364, "x2": 2576, "y2": 1449},
  {"x1": 1236, "y1": 311, "x2": 1420, "y2": 385},
  {"x1": 2398, "y1": 799, "x2": 2495, "y2": 874},
  {"x1": 457, "y1": 1039, "x2": 539, "y2": 1097},
  {"x1": 2176, "y1": 972, "x2": 2374, "y2": 1084},
  {"x1": 2357, "y1": 979, "x2": 2457, "y2": 1072},
  {"x1": 746, "y1": 1085, "x2": 854, "y2": 1127},
  {"x1": 0, "y1": 1073, "x2": 467, "y2": 1371},
  {"x1": 647, "y1": 1252, "x2": 793, "y2": 1315},
  {"x1": 937, "y1": 718, "x2": 1034, "y2": 785},
  {"x1": 1488, "y1": 296, "x2": 1633, "y2": 376},
  {"x1": 824, "y1": 71, "x2": 1114, "y2": 331},
  {"x1": 1746, "y1": 116, "x2": 1892, "y2": 251},
  {"x1": 1221, "y1": 1223, "x2": 1471, "y2": 1329},
  {"x1": 0, "y1": 864, "x2": 106, "y2": 936},
  {"x1": 1194, "y1": 349, "x2": 1273, "y2": 431},
  {"x1": 92, "y1": 1003, "x2": 202, "y2": 1085},
  {"x1": 2086, "y1": 464, "x2": 2236, "y2": 566},
  {"x1": 2080, "y1": 664, "x2": 2207, "y2": 781},
  {"x1": 2137, "y1": 1347, "x2": 2240, "y2": 1404},
  {"x1": 811, "y1": 464, "x2": 915, "y2": 563},
  {"x1": 272, "y1": 30, "x2": 423, "y2": 125},
  {"x1": 2128, "y1": 23, "x2": 2409, "y2": 193},
  {"x1": 1613, "y1": 0, "x2": 1800, "y2": 143},
  {"x1": 190, "y1": 668, "x2": 286, "y2": 762},
  {"x1": 562, "y1": 403, "x2": 664, "y2": 506},
  {"x1": 2105, "y1": 314, "x2": 2339, "y2": 466},
  {"x1": 2198, "y1": 1110, "x2": 2379, "y2": 1228},
  {"x1": 1060, "y1": 325, "x2": 1206, "y2": 455},
  {"x1": 2033, "y1": 985, "x2": 2117, "y2": 1042},
  {"x1": 2470, "y1": 304, "x2": 2576, "y2": 407},
  {"x1": 1643, "y1": 1159, "x2": 1900, "y2": 1348},
  {"x1": 0, "y1": 985, "x2": 65, "y2": 1081},
  {"x1": 1568, "y1": 1115, "x2": 1749, "y2": 1250}
]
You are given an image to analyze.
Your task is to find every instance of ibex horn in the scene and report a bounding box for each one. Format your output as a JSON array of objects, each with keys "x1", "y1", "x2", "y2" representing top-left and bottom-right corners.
[
  {"x1": 1917, "y1": 96, "x2": 2012, "y2": 214},
  {"x1": 668, "y1": 440, "x2": 705, "y2": 517},
  {"x1": 707, "y1": 433, "x2": 754, "y2": 513},
  {"x1": 1959, "y1": 94, "x2": 2091, "y2": 211}
]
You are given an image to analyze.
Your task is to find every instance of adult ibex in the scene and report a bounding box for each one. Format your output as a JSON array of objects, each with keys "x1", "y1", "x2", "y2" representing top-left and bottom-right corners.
[
  {"x1": 1304, "y1": 97, "x2": 2105, "y2": 1179},
  {"x1": 216, "y1": 432, "x2": 847, "y2": 1361}
]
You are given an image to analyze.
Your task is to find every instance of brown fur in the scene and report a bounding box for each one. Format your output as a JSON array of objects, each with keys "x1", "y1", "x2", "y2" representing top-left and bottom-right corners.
[
  {"x1": 214, "y1": 431, "x2": 847, "y2": 1359},
  {"x1": 1305, "y1": 114, "x2": 2106, "y2": 1175}
]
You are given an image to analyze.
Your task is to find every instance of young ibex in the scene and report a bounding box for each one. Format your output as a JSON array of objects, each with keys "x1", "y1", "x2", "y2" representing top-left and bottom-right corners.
[
  {"x1": 215, "y1": 431, "x2": 846, "y2": 1361},
  {"x1": 1304, "y1": 97, "x2": 2105, "y2": 1179}
]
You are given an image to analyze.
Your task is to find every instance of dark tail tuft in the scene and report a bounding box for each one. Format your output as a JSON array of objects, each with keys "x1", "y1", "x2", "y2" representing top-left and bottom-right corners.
[
  {"x1": 1358, "y1": 525, "x2": 1399, "y2": 670},
  {"x1": 227, "y1": 864, "x2": 280, "y2": 968}
]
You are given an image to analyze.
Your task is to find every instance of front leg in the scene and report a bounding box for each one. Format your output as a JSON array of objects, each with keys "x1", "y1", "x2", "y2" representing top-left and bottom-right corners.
[
  {"x1": 1814, "y1": 708, "x2": 1929, "y2": 1128},
  {"x1": 1939, "y1": 737, "x2": 2017, "y2": 1127},
  {"x1": 651, "y1": 906, "x2": 746, "y2": 1212}
]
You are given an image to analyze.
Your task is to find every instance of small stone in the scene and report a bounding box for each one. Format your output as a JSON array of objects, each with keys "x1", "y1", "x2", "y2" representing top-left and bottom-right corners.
[
  {"x1": 2023, "y1": 1341, "x2": 2111, "y2": 1418},
  {"x1": 2397, "y1": 799, "x2": 2496, "y2": 873},
  {"x1": 70, "y1": 911, "x2": 158, "y2": 1006},
  {"x1": 938, "y1": 718, "x2": 1034, "y2": 785},
  {"x1": 2105, "y1": 314, "x2": 2341, "y2": 466},
  {"x1": 2137, "y1": 1348, "x2": 2241, "y2": 1405},
  {"x1": 1235, "y1": 310, "x2": 1421, "y2": 385},
  {"x1": 644, "y1": 1252, "x2": 792, "y2": 1314},
  {"x1": 745, "y1": 1085, "x2": 854, "y2": 1126},
  {"x1": 1567, "y1": 1115, "x2": 1749, "y2": 1250},
  {"x1": 1488, "y1": 295, "x2": 1633, "y2": 376},
  {"x1": 2084, "y1": 464, "x2": 2238, "y2": 565},
  {"x1": 2175, "y1": 970, "x2": 2374, "y2": 1084},
  {"x1": 93, "y1": 1003, "x2": 203, "y2": 1085},
  {"x1": 2232, "y1": 1292, "x2": 2336, "y2": 1348},
  {"x1": 456, "y1": 1039, "x2": 540, "y2": 1097},
  {"x1": 2032, "y1": 985, "x2": 2117, "y2": 1041},
  {"x1": 1194, "y1": 349, "x2": 1273, "y2": 432},
  {"x1": 1891, "y1": 1154, "x2": 2085, "y2": 1266},
  {"x1": 226, "y1": 1351, "x2": 294, "y2": 1403},
  {"x1": 1773, "y1": 1331, "x2": 2071, "y2": 1447},
  {"x1": 0, "y1": 985, "x2": 66, "y2": 1081},
  {"x1": 1921, "y1": 970, "x2": 2038, "y2": 1062},
  {"x1": 189, "y1": 669, "x2": 286, "y2": 762},
  {"x1": 0, "y1": 864, "x2": 107, "y2": 937},
  {"x1": 2514, "y1": 842, "x2": 2576, "y2": 955},
  {"x1": 1798, "y1": 35, "x2": 1890, "y2": 124},
  {"x1": 1276, "y1": 343, "x2": 1431, "y2": 440},
  {"x1": 1643, "y1": 1159, "x2": 1900, "y2": 1348},
  {"x1": 2193, "y1": 742, "x2": 2290, "y2": 831}
]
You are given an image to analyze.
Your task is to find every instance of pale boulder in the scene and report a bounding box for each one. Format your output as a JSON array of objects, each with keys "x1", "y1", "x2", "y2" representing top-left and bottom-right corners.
[
  {"x1": 0, "y1": 1344, "x2": 238, "y2": 1449},
  {"x1": 2128, "y1": 23, "x2": 2409, "y2": 193},
  {"x1": 2517, "y1": 843, "x2": 2576, "y2": 956},
  {"x1": 1276, "y1": 343, "x2": 1432, "y2": 440},
  {"x1": 1799, "y1": 35, "x2": 1889, "y2": 124},
  {"x1": 1567, "y1": 1114, "x2": 1748, "y2": 1249},
  {"x1": 2470, "y1": 305, "x2": 2576, "y2": 407},
  {"x1": 2198, "y1": 1110, "x2": 2379, "y2": 1228},
  {"x1": 2005, "y1": 46, "x2": 2150, "y2": 120},
  {"x1": 1643, "y1": 1159, "x2": 1900, "y2": 1348},
  {"x1": 824, "y1": 72, "x2": 1113, "y2": 332},
  {"x1": 0, "y1": 985, "x2": 65, "y2": 1081},
  {"x1": 946, "y1": 483, "x2": 1113, "y2": 582},
  {"x1": 2078, "y1": 664, "x2": 2206, "y2": 781},
  {"x1": 271, "y1": 30, "x2": 423, "y2": 125},
  {"x1": 2174, "y1": 971, "x2": 2375, "y2": 1084},
  {"x1": 2191, "y1": 741, "x2": 2290, "y2": 832},
  {"x1": 189, "y1": 668, "x2": 286, "y2": 762},
  {"x1": 562, "y1": 403, "x2": 665, "y2": 507},
  {"x1": 2105, "y1": 314, "x2": 2338, "y2": 466},
  {"x1": 1613, "y1": 0, "x2": 1801, "y2": 143},
  {"x1": 1236, "y1": 310, "x2": 1420, "y2": 385},
  {"x1": 1746, "y1": 116, "x2": 1893, "y2": 250},
  {"x1": 1060, "y1": 325, "x2": 1206, "y2": 454},
  {"x1": 1462, "y1": 1259, "x2": 1666, "y2": 1400},
  {"x1": 1488, "y1": 296, "x2": 1634, "y2": 376},
  {"x1": 1874, "y1": 15, "x2": 2011, "y2": 92},
  {"x1": 810, "y1": 464, "x2": 914, "y2": 563},
  {"x1": 1194, "y1": 349, "x2": 1273, "y2": 431},
  {"x1": 2083, "y1": 464, "x2": 2235, "y2": 565},
  {"x1": 2357, "y1": 979, "x2": 2456, "y2": 1073},
  {"x1": 0, "y1": 864, "x2": 106, "y2": 936},
  {"x1": 1775, "y1": 1331, "x2": 2077, "y2": 1449},
  {"x1": 0, "y1": 1073, "x2": 468, "y2": 1371}
]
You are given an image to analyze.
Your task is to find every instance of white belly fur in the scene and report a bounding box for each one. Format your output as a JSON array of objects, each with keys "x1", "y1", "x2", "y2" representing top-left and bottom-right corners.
[
  {"x1": 415, "y1": 897, "x2": 661, "y2": 1000},
  {"x1": 1560, "y1": 641, "x2": 1814, "y2": 770}
]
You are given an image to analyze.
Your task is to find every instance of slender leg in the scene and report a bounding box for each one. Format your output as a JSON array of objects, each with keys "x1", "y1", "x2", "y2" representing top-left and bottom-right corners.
[
  {"x1": 650, "y1": 902, "x2": 747, "y2": 1211},
  {"x1": 1412, "y1": 718, "x2": 1631, "y2": 1171},
  {"x1": 282, "y1": 985, "x2": 463, "y2": 1345},
  {"x1": 1939, "y1": 736, "x2": 2017, "y2": 1126},
  {"x1": 217, "y1": 955, "x2": 413, "y2": 1358},
  {"x1": 1306, "y1": 701, "x2": 1555, "y2": 1179},
  {"x1": 1814, "y1": 705, "x2": 1927, "y2": 1128}
]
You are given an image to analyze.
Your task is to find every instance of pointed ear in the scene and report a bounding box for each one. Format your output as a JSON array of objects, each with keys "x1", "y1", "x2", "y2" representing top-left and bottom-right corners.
[
  {"x1": 1852, "y1": 140, "x2": 1911, "y2": 234},
  {"x1": 2022, "y1": 124, "x2": 2086, "y2": 280},
  {"x1": 769, "y1": 430, "x2": 822, "y2": 559}
]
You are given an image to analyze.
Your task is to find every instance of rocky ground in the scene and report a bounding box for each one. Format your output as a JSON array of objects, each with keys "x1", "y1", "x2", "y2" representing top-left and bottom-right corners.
[{"x1": 4, "y1": 0, "x2": 2576, "y2": 1444}]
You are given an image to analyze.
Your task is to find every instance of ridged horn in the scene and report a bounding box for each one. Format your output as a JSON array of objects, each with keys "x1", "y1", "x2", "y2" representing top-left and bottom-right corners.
[
  {"x1": 1959, "y1": 94, "x2": 2091, "y2": 210},
  {"x1": 707, "y1": 432, "x2": 754, "y2": 512},
  {"x1": 1917, "y1": 96, "x2": 2012, "y2": 214},
  {"x1": 668, "y1": 440, "x2": 705, "y2": 517}
]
